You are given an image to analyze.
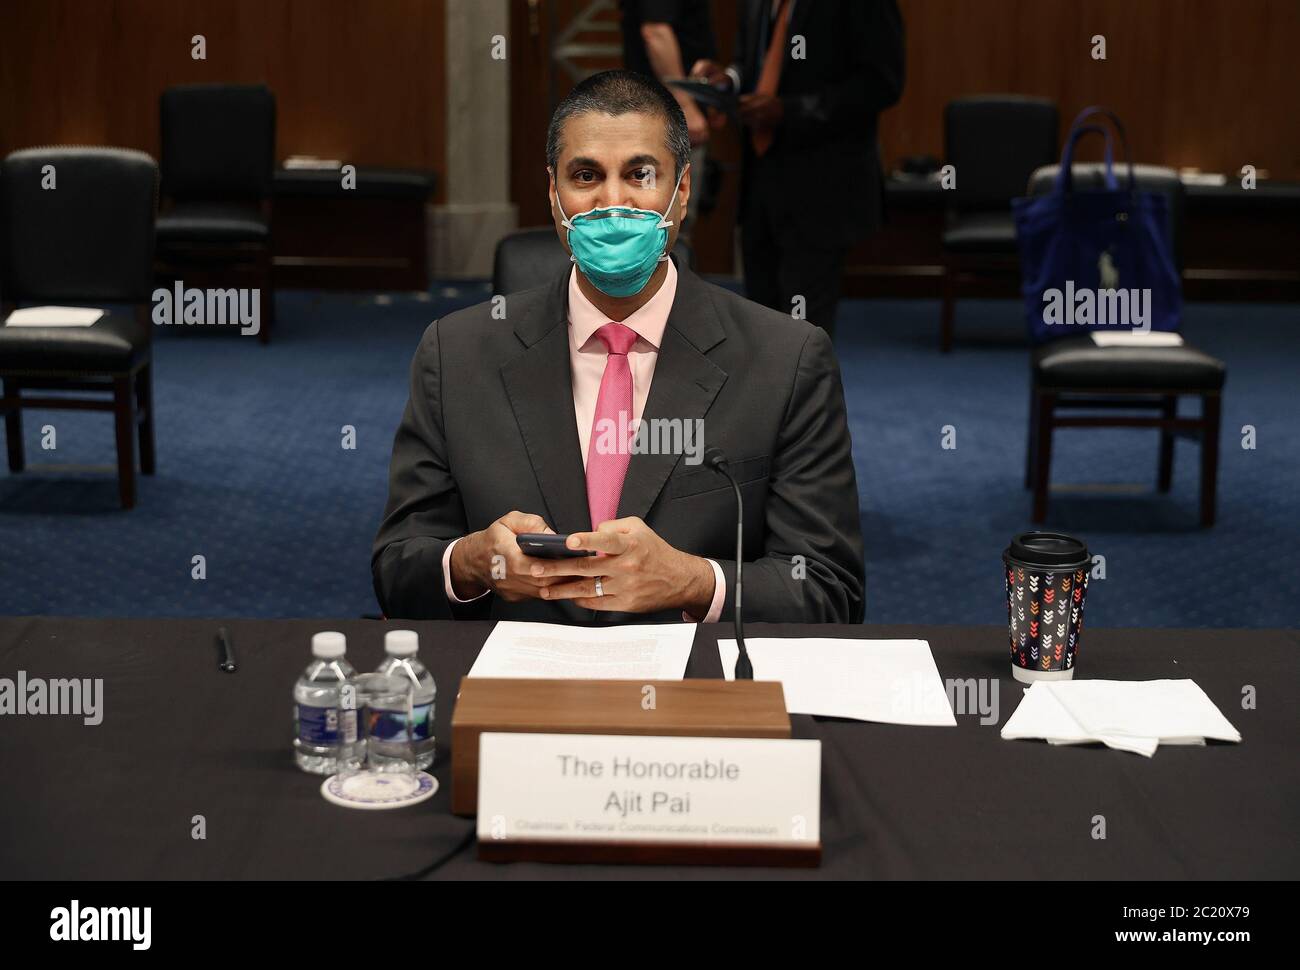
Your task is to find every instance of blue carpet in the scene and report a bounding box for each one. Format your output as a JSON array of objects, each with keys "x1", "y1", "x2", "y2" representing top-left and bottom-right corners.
[
  {"x1": 1, "y1": 287, "x2": 1296, "y2": 627},
  {"x1": 842, "y1": 298, "x2": 1299, "y2": 629}
]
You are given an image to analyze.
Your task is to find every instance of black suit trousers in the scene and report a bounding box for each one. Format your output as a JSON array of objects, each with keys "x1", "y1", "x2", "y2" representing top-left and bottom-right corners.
[{"x1": 742, "y1": 180, "x2": 848, "y2": 338}]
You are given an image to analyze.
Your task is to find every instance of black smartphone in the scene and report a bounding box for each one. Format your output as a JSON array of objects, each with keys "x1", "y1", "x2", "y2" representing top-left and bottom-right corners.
[{"x1": 516, "y1": 533, "x2": 596, "y2": 558}]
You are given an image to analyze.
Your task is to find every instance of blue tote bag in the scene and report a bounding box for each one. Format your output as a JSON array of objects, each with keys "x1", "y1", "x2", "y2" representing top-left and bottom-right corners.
[{"x1": 1012, "y1": 107, "x2": 1182, "y2": 343}]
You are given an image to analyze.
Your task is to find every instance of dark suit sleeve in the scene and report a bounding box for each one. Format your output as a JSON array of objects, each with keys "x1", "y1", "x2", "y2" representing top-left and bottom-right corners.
[
  {"x1": 728, "y1": 0, "x2": 752, "y2": 88},
  {"x1": 713, "y1": 325, "x2": 866, "y2": 623},
  {"x1": 780, "y1": 0, "x2": 905, "y2": 144},
  {"x1": 371, "y1": 320, "x2": 490, "y2": 621}
]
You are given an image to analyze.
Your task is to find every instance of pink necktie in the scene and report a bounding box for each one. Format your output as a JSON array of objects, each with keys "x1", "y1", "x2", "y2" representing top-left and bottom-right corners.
[{"x1": 586, "y1": 322, "x2": 638, "y2": 529}]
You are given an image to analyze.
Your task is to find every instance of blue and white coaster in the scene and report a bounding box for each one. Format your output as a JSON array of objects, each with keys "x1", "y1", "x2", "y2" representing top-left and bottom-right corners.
[{"x1": 321, "y1": 770, "x2": 438, "y2": 810}]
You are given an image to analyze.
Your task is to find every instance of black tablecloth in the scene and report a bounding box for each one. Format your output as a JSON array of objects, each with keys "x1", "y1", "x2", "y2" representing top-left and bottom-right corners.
[{"x1": 1, "y1": 618, "x2": 1295, "y2": 880}]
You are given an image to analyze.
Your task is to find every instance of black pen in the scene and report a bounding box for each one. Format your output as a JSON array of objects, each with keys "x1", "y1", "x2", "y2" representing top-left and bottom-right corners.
[{"x1": 217, "y1": 626, "x2": 238, "y2": 673}]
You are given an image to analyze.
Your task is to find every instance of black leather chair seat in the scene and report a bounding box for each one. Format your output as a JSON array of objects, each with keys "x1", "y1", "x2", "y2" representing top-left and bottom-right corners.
[
  {"x1": 1034, "y1": 335, "x2": 1226, "y2": 391},
  {"x1": 155, "y1": 201, "x2": 269, "y2": 243},
  {"x1": 942, "y1": 211, "x2": 1018, "y2": 253},
  {"x1": 0, "y1": 309, "x2": 149, "y2": 372}
]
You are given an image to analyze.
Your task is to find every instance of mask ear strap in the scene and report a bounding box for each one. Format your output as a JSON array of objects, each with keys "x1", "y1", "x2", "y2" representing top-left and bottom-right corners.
[
  {"x1": 557, "y1": 200, "x2": 575, "y2": 232},
  {"x1": 560, "y1": 203, "x2": 576, "y2": 260},
  {"x1": 551, "y1": 175, "x2": 577, "y2": 261},
  {"x1": 655, "y1": 164, "x2": 688, "y2": 230},
  {"x1": 550, "y1": 169, "x2": 576, "y2": 231}
]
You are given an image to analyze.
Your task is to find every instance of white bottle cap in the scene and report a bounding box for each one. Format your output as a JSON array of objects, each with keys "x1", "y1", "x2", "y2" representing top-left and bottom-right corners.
[
  {"x1": 384, "y1": 629, "x2": 419, "y2": 656},
  {"x1": 311, "y1": 631, "x2": 347, "y2": 659}
]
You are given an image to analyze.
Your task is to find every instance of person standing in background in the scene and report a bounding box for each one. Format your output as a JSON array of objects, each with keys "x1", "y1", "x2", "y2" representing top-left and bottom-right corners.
[
  {"x1": 620, "y1": 0, "x2": 718, "y2": 232},
  {"x1": 693, "y1": 0, "x2": 905, "y2": 338}
]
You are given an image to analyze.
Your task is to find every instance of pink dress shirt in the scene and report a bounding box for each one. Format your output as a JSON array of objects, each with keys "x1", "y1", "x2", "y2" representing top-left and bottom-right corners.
[{"x1": 441, "y1": 260, "x2": 726, "y2": 622}]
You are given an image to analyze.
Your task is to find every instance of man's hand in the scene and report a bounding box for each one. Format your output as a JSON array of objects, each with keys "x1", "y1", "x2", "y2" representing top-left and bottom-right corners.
[
  {"x1": 450, "y1": 511, "x2": 563, "y2": 602},
  {"x1": 739, "y1": 92, "x2": 784, "y2": 129},
  {"x1": 689, "y1": 58, "x2": 730, "y2": 89},
  {"x1": 524, "y1": 517, "x2": 716, "y2": 616},
  {"x1": 689, "y1": 60, "x2": 735, "y2": 130}
]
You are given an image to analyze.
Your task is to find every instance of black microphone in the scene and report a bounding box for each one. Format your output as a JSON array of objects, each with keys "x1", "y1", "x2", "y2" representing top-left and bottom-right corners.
[{"x1": 704, "y1": 446, "x2": 752, "y2": 680}]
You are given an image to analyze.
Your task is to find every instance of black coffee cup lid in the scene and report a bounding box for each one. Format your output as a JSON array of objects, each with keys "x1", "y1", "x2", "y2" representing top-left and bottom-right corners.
[{"x1": 1004, "y1": 531, "x2": 1089, "y2": 569}]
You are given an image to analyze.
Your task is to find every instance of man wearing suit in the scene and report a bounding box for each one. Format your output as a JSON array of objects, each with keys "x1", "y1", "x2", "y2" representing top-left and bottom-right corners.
[
  {"x1": 373, "y1": 70, "x2": 863, "y2": 625},
  {"x1": 693, "y1": 0, "x2": 905, "y2": 336}
]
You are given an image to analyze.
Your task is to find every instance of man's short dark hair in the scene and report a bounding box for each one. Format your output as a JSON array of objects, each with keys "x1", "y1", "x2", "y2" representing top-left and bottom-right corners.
[{"x1": 546, "y1": 70, "x2": 690, "y2": 181}]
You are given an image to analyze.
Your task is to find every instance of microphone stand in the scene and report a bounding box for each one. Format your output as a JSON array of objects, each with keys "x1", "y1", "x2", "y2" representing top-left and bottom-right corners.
[{"x1": 706, "y1": 448, "x2": 752, "y2": 680}]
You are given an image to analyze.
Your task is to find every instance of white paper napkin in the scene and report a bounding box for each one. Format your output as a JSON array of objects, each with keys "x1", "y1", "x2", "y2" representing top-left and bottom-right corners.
[
  {"x1": 4, "y1": 306, "x2": 105, "y2": 328},
  {"x1": 1090, "y1": 331, "x2": 1184, "y2": 348},
  {"x1": 1001, "y1": 679, "x2": 1240, "y2": 757}
]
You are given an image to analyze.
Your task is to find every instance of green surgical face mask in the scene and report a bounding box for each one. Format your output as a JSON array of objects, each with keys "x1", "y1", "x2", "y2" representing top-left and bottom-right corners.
[{"x1": 555, "y1": 168, "x2": 685, "y2": 297}]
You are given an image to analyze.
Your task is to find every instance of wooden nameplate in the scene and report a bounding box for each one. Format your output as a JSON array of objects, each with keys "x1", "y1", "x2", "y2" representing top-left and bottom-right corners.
[
  {"x1": 449, "y1": 677, "x2": 791, "y2": 817},
  {"x1": 477, "y1": 838, "x2": 821, "y2": 867}
]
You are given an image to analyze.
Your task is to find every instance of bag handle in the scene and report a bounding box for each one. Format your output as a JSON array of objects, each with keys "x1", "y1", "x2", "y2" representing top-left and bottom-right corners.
[
  {"x1": 1064, "y1": 125, "x2": 1115, "y2": 183},
  {"x1": 1055, "y1": 106, "x2": 1136, "y2": 195}
]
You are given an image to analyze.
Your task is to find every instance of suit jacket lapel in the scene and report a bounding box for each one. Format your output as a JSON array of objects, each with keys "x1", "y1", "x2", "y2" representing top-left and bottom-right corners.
[
  {"x1": 750, "y1": 0, "x2": 805, "y2": 88},
  {"x1": 742, "y1": 0, "x2": 762, "y2": 88},
  {"x1": 616, "y1": 259, "x2": 728, "y2": 522},
  {"x1": 499, "y1": 273, "x2": 592, "y2": 535}
]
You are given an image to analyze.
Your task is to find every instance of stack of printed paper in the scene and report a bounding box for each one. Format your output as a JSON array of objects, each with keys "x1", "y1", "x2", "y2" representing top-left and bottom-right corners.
[{"x1": 717, "y1": 637, "x2": 957, "y2": 726}]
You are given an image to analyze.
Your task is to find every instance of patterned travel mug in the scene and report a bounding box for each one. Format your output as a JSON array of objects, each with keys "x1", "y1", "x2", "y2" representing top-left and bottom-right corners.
[{"x1": 1003, "y1": 532, "x2": 1090, "y2": 684}]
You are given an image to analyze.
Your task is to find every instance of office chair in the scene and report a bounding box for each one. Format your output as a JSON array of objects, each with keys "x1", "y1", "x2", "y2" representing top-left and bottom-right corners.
[
  {"x1": 941, "y1": 95, "x2": 1058, "y2": 351},
  {"x1": 0, "y1": 147, "x2": 159, "y2": 509},
  {"x1": 156, "y1": 83, "x2": 276, "y2": 343},
  {"x1": 1024, "y1": 163, "x2": 1226, "y2": 526}
]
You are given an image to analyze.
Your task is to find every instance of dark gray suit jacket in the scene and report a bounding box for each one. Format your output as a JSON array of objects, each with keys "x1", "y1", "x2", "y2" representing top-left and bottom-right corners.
[
  {"x1": 372, "y1": 258, "x2": 865, "y2": 624},
  {"x1": 735, "y1": 0, "x2": 905, "y2": 247}
]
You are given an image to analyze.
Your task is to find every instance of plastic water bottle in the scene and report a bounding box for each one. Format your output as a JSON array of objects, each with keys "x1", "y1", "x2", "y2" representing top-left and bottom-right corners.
[
  {"x1": 293, "y1": 632, "x2": 361, "y2": 775},
  {"x1": 372, "y1": 630, "x2": 437, "y2": 771}
]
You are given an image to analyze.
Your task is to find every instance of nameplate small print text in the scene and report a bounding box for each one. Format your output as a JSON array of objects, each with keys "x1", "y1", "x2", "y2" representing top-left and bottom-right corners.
[{"x1": 477, "y1": 733, "x2": 820, "y2": 850}]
